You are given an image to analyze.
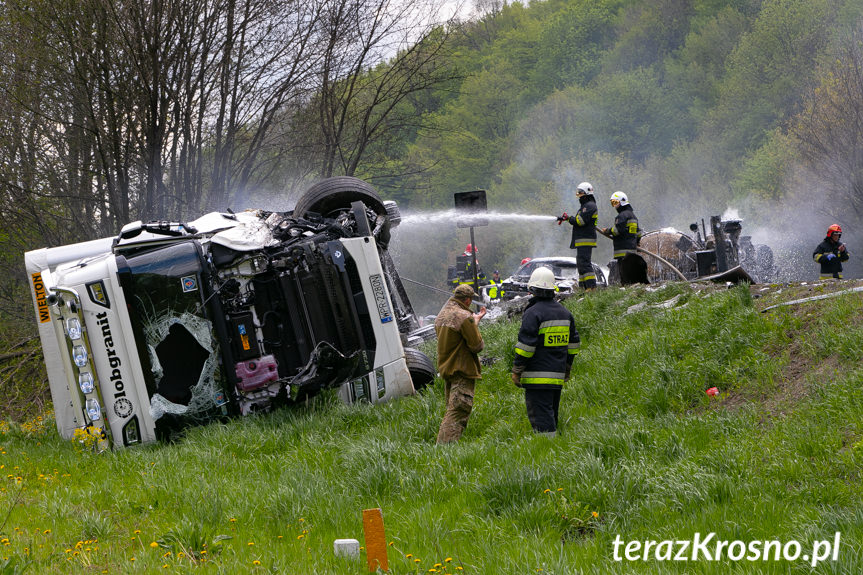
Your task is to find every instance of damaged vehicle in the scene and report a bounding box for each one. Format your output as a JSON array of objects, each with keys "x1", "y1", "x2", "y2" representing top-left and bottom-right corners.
[
  {"x1": 25, "y1": 177, "x2": 435, "y2": 450},
  {"x1": 637, "y1": 215, "x2": 776, "y2": 284},
  {"x1": 498, "y1": 256, "x2": 608, "y2": 299}
]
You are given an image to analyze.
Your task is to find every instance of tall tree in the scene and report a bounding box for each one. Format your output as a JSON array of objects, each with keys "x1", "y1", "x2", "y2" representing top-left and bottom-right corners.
[
  {"x1": 792, "y1": 24, "x2": 863, "y2": 220},
  {"x1": 312, "y1": 0, "x2": 460, "y2": 178}
]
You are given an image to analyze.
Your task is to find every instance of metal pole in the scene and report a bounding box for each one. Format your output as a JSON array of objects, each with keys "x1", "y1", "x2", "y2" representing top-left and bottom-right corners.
[{"x1": 470, "y1": 226, "x2": 478, "y2": 288}]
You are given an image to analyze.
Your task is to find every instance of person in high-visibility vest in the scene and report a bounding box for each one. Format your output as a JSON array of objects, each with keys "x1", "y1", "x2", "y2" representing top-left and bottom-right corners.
[
  {"x1": 453, "y1": 244, "x2": 486, "y2": 288},
  {"x1": 486, "y1": 270, "x2": 505, "y2": 300}
]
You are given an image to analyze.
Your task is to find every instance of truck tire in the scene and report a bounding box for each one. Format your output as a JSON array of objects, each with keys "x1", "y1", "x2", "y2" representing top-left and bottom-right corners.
[
  {"x1": 404, "y1": 347, "x2": 435, "y2": 391},
  {"x1": 294, "y1": 177, "x2": 386, "y2": 220},
  {"x1": 294, "y1": 176, "x2": 391, "y2": 247}
]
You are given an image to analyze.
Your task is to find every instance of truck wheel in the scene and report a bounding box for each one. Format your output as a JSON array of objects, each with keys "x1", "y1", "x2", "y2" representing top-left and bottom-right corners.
[
  {"x1": 404, "y1": 347, "x2": 435, "y2": 391},
  {"x1": 294, "y1": 176, "x2": 391, "y2": 247},
  {"x1": 294, "y1": 177, "x2": 386, "y2": 220}
]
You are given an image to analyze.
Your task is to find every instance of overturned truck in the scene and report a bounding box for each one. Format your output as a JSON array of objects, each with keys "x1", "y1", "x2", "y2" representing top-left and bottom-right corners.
[
  {"x1": 25, "y1": 177, "x2": 435, "y2": 450},
  {"x1": 638, "y1": 215, "x2": 775, "y2": 284}
]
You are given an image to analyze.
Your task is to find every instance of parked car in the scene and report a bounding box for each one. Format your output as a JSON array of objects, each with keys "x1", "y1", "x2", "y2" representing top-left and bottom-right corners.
[
  {"x1": 25, "y1": 177, "x2": 434, "y2": 450},
  {"x1": 497, "y1": 256, "x2": 608, "y2": 299}
]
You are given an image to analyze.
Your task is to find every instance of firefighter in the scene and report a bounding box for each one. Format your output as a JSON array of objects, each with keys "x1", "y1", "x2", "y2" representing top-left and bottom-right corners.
[
  {"x1": 559, "y1": 181, "x2": 598, "y2": 290},
  {"x1": 600, "y1": 191, "x2": 648, "y2": 285},
  {"x1": 453, "y1": 244, "x2": 487, "y2": 288},
  {"x1": 435, "y1": 284, "x2": 487, "y2": 443},
  {"x1": 487, "y1": 270, "x2": 505, "y2": 301},
  {"x1": 510, "y1": 267, "x2": 580, "y2": 437},
  {"x1": 813, "y1": 224, "x2": 849, "y2": 279}
]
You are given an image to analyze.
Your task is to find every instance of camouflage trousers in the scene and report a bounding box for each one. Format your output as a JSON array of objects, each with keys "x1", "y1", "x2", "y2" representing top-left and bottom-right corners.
[{"x1": 436, "y1": 375, "x2": 476, "y2": 444}]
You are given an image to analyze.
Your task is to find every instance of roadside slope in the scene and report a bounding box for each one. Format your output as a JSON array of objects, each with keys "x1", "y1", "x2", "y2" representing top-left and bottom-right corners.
[{"x1": 0, "y1": 281, "x2": 860, "y2": 573}]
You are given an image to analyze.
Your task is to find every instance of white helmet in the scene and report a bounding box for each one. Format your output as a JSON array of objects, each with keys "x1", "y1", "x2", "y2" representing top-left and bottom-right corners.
[
  {"x1": 610, "y1": 191, "x2": 629, "y2": 206},
  {"x1": 527, "y1": 267, "x2": 556, "y2": 292},
  {"x1": 576, "y1": 181, "x2": 594, "y2": 196}
]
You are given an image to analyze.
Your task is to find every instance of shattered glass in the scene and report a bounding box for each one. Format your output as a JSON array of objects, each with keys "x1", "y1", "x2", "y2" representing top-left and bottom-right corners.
[{"x1": 142, "y1": 312, "x2": 220, "y2": 421}]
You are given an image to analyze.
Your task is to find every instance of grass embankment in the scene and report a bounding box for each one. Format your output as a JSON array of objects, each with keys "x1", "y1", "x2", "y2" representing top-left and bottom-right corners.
[{"x1": 0, "y1": 283, "x2": 861, "y2": 574}]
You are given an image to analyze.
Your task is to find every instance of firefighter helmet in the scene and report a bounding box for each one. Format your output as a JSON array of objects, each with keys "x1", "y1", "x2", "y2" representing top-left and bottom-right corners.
[
  {"x1": 827, "y1": 224, "x2": 842, "y2": 240},
  {"x1": 576, "y1": 181, "x2": 594, "y2": 196},
  {"x1": 521, "y1": 257, "x2": 532, "y2": 265},
  {"x1": 464, "y1": 244, "x2": 475, "y2": 255},
  {"x1": 610, "y1": 191, "x2": 629, "y2": 206},
  {"x1": 527, "y1": 267, "x2": 556, "y2": 293}
]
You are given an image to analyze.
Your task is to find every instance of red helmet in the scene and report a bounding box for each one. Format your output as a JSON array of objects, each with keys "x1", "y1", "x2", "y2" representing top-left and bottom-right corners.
[
  {"x1": 464, "y1": 244, "x2": 475, "y2": 254},
  {"x1": 827, "y1": 224, "x2": 842, "y2": 239},
  {"x1": 521, "y1": 257, "x2": 532, "y2": 265}
]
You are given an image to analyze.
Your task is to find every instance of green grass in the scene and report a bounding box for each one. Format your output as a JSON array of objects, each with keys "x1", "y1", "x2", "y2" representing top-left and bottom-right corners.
[{"x1": 0, "y1": 283, "x2": 861, "y2": 573}]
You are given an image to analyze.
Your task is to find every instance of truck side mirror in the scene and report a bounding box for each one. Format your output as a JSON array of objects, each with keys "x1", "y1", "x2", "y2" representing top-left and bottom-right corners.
[{"x1": 119, "y1": 221, "x2": 144, "y2": 239}]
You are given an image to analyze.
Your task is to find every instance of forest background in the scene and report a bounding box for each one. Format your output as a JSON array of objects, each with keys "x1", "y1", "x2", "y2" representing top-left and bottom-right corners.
[{"x1": 3, "y1": 0, "x2": 863, "y2": 323}]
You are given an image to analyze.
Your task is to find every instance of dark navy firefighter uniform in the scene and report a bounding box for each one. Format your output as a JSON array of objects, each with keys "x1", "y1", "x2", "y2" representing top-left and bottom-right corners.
[
  {"x1": 568, "y1": 194, "x2": 599, "y2": 289},
  {"x1": 609, "y1": 204, "x2": 648, "y2": 285},
  {"x1": 813, "y1": 238, "x2": 849, "y2": 279},
  {"x1": 511, "y1": 298, "x2": 580, "y2": 433}
]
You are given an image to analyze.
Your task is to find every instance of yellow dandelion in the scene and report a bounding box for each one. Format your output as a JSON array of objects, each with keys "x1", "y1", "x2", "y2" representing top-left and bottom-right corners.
[
  {"x1": 299, "y1": 518, "x2": 305, "y2": 522},
  {"x1": 253, "y1": 560, "x2": 261, "y2": 566},
  {"x1": 277, "y1": 535, "x2": 283, "y2": 539},
  {"x1": 592, "y1": 511, "x2": 599, "y2": 518},
  {"x1": 229, "y1": 518, "x2": 237, "y2": 523},
  {"x1": 445, "y1": 558, "x2": 452, "y2": 562},
  {"x1": 200, "y1": 550, "x2": 207, "y2": 555},
  {"x1": 406, "y1": 554, "x2": 413, "y2": 558},
  {"x1": 130, "y1": 557, "x2": 135, "y2": 562},
  {"x1": 543, "y1": 489, "x2": 551, "y2": 494},
  {"x1": 456, "y1": 567, "x2": 463, "y2": 571},
  {"x1": 248, "y1": 542, "x2": 255, "y2": 546},
  {"x1": 177, "y1": 552, "x2": 185, "y2": 558},
  {"x1": 435, "y1": 564, "x2": 442, "y2": 568},
  {"x1": 150, "y1": 541, "x2": 159, "y2": 548},
  {"x1": 43, "y1": 529, "x2": 51, "y2": 534},
  {"x1": 557, "y1": 487, "x2": 563, "y2": 491},
  {"x1": 388, "y1": 541, "x2": 394, "y2": 546},
  {"x1": 297, "y1": 534, "x2": 304, "y2": 540},
  {"x1": 162, "y1": 564, "x2": 169, "y2": 569},
  {"x1": 414, "y1": 559, "x2": 421, "y2": 563},
  {"x1": 134, "y1": 530, "x2": 141, "y2": 534}
]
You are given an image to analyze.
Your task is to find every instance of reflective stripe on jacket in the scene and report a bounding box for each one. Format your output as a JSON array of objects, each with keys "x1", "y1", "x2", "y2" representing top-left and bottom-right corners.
[
  {"x1": 610, "y1": 204, "x2": 641, "y2": 258},
  {"x1": 568, "y1": 195, "x2": 598, "y2": 248},
  {"x1": 512, "y1": 297, "x2": 579, "y2": 389}
]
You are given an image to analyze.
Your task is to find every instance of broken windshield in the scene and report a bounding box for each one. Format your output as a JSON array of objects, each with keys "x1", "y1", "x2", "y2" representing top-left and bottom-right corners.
[{"x1": 117, "y1": 242, "x2": 225, "y2": 434}]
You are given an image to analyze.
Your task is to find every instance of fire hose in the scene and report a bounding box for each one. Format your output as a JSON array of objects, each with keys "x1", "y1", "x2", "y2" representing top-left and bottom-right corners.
[
  {"x1": 595, "y1": 227, "x2": 689, "y2": 281},
  {"x1": 400, "y1": 276, "x2": 486, "y2": 306}
]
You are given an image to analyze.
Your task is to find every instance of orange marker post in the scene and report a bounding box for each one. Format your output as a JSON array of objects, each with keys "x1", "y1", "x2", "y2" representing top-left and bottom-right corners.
[{"x1": 362, "y1": 508, "x2": 389, "y2": 572}]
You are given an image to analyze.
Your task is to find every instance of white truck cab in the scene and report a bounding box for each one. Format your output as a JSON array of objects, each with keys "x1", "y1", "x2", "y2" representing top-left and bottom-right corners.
[{"x1": 25, "y1": 178, "x2": 432, "y2": 449}]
